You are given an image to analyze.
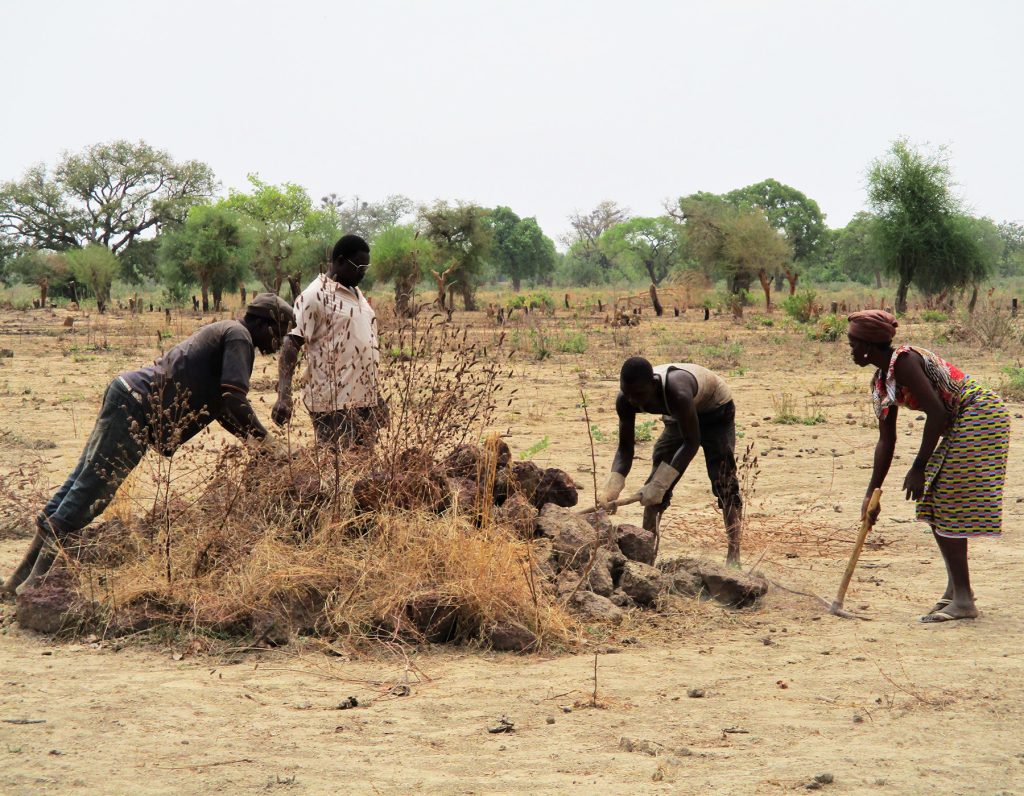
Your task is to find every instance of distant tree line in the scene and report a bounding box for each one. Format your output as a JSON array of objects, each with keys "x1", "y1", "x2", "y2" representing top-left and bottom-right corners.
[{"x1": 1, "y1": 138, "x2": 1020, "y2": 313}]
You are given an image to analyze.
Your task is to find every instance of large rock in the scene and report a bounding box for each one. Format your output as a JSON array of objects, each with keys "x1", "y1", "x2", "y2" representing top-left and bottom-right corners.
[
  {"x1": 487, "y1": 622, "x2": 538, "y2": 652},
  {"x1": 658, "y1": 556, "x2": 769, "y2": 607},
  {"x1": 507, "y1": 461, "x2": 543, "y2": 503},
  {"x1": 618, "y1": 561, "x2": 666, "y2": 606},
  {"x1": 536, "y1": 505, "x2": 598, "y2": 570},
  {"x1": 658, "y1": 557, "x2": 705, "y2": 597},
  {"x1": 615, "y1": 524, "x2": 657, "y2": 565},
  {"x1": 443, "y1": 442, "x2": 511, "y2": 481},
  {"x1": 493, "y1": 492, "x2": 538, "y2": 538},
  {"x1": 699, "y1": 562, "x2": 768, "y2": 608},
  {"x1": 352, "y1": 470, "x2": 448, "y2": 514},
  {"x1": 16, "y1": 569, "x2": 82, "y2": 634},
  {"x1": 533, "y1": 468, "x2": 580, "y2": 509},
  {"x1": 585, "y1": 548, "x2": 615, "y2": 597},
  {"x1": 570, "y1": 590, "x2": 624, "y2": 622}
]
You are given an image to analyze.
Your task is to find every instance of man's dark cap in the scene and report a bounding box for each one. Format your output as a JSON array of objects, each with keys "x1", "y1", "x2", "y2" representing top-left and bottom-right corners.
[{"x1": 246, "y1": 293, "x2": 295, "y2": 328}]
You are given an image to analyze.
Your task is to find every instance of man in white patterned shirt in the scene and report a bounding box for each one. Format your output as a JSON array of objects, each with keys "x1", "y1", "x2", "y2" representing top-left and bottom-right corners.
[{"x1": 272, "y1": 235, "x2": 383, "y2": 447}]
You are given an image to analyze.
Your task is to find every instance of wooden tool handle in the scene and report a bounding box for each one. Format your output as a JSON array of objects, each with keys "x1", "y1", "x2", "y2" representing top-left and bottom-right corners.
[
  {"x1": 576, "y1": 494, "x2": 641, "y2": 515},
  {"x1": 833, "y1": 488, "x2": 882, "y2": 609}
]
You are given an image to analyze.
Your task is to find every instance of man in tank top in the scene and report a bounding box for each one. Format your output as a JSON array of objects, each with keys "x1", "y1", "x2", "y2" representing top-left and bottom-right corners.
[{"x1": 596, "y1": 356, "x2": 743, "y2": 566}]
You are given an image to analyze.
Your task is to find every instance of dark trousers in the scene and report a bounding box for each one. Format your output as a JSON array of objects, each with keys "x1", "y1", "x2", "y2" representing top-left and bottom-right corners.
[
  {"x1": 42, "y1": 379, "x2": 149, "y2": 538},
  {"x1": 644, "y1": 400, "x2": 742, "y2": 524}
]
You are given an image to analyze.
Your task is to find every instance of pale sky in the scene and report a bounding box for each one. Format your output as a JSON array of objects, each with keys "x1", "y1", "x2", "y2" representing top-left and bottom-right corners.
[{"x1": 1, "y1": 0, "x2": 1021, "y2": 244}]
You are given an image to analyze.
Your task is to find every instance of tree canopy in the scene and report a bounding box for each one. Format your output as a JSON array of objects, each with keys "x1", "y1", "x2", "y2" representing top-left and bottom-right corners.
[
  {"x1": 159, "y1": 204, "x2": 249, "y2": 310},
  {"x1": 599, "y1": 216, "x2": 685, "y2": 286},
  {"x1": 724, "y1": 178, "x2": 827, "y2": 264},
  {"x1": 66, "y1": 244, "x2": 120, "y2": 313},
  {"x1": 0, "y1": 140, "x2": 216, "y2": 255},
  {"x1": 371, "y1": 224, "x2": 436, "y2": 316},
  {"x1": 419, "y1": 201, "x2": 492, "y2": 310},
  {"x1": 487, "y1": 206, "x2": 557, "y2": 291},
  {"x1": 866, "y1": 139, "x2": 986, "y2": 312}
]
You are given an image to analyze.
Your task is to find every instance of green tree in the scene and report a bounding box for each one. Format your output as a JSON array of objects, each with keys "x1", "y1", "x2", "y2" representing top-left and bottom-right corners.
[
  {"x1": 372, "y1": 224, "x2": 436, "y2": 316},
  {"x1": 0, "y1": 140, "x2": 216, "y2": 254},
  {"x1": 563, "y1": 200, "x2": 629, "y2": 279},
  {"x1": 725, "y1": 178, "x2": 827, "y2": 265},
  {"x1": 9, "y1": 249, "x2": 67, "y2": 306},
  {"x1": 866, "y1": 140, "x2": 977, "y2": 313},
  {"x1": 677, "y1": 195, "x2": 791, "y2": 306},
  {"x1": 158, "y1": 204, "x2": 249, "y2": 311},
  {"x1": 419, "y1": 201, "x2": 492, "y2": 310},
  {"x1": 223, "y1": 174, "x2": 312, "y2": 297},
  {"x1": 66, "y1": 244, "x2": 120, "y2": 313},
  {"x1": 911, "y1": 216, "x2": 999, "y2": 310},
  {"x1": 599, "y1": 216, "x2": 685, "y2": 286},
  {"x1": 487, "y1": 206, "x2": 557, "y2": 291},
  {"x1": 118, "y1": 237, "x2": 161, "y2": 284},
  {"x1": 832, "y1": 212, "x2": 884, "y2": 287},
  {"x1": 997, "y1": 221, "x2": 1024, "y2": 276}
]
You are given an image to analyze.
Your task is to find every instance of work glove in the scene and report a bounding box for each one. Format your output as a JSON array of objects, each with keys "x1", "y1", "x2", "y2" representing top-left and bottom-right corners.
[
  {"x1": 638, "y1": 462, "x2": 680, "y2": 508},
  {"x1": 596, "y1": 472, "x2": 626, "y2": 511}
]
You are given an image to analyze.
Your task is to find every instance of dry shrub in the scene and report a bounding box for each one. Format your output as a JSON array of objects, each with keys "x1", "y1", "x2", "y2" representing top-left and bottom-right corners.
[
  {"x1": 74, "y1": 450, "x2": 574, "y2": 648},
  {"x1": 56, "y1": 314, "x2": 577, "y2": 650}
]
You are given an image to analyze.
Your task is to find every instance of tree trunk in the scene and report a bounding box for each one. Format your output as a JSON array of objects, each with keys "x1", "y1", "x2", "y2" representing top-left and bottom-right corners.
[
  {"x1": 240, "y1": 284, "x2": 247, "y2": 308},
  {"x1": 874, "y1": 270, "x2": 882, "y2": 289},
  {"x1": 645, "y1": 261, "x2": 660, "y2": 286},
  {"x1": 774, "y1": 272, "x2": 784, "y2": 291},
  {"x1": 39, "y1": 282, "x2": 48, "y2": 308},
  {"x1": 649, "y1": 283, "x2": 664, "y2": 316},
  {"x1": 968, "y1": 284, "x2": 979, "y2": 314},
  {"x1": 394, "y1": 277, "x2": 417, "y2": 318},
  {"x1": 272, "y1": 275, "x2": 283, "y2": 295},
  {"x1": 212, "y1": 285, "x2": 223, "y2": 312},
  {"x1": 200, "y1": 281, "x2": 210, "y2": 312},
  {"x1": 288, "y1": 275, "x2": 302, "y2": 302},
  {"x1": 460, "y1": 282, "x2": 476, "y2": 311},
  {"x1": 757, "y1": 269, "x2": 771, "y2": 311},
  {"x1": 512, "y1": 277, "x2": 521, "y2": 292},
  {"x1": 895, "y1": 277, "x2": 909, "y2": 315},
  {"x1": 784, "y1": 269, "x2": 799, "y2": 295}
]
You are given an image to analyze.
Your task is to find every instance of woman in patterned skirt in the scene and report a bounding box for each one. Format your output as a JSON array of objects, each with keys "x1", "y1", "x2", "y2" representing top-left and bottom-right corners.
[{"x1": 847, "y1": 310, "x2": 1010, "y2": 623}]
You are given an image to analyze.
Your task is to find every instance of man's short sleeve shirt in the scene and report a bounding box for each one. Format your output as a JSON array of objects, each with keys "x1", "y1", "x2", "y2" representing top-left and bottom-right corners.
[{"x1": 291, "y1": 275, "x2": 379, "y2": 412}]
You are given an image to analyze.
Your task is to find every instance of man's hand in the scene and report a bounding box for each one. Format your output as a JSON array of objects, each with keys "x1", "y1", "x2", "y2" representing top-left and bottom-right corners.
[
  {"x1": 596, "y1": 472, "x2": 626, "y2": 512},
  {"x1": 903, "y1": 466, "x2": 926, "y2": 501},
  {"x1": 271, "y1": 396, "x2": 293, "y2": 426},
  {"x1": 248, "y1": 434, "x2": 291, "y2": 461},
  {"x1": 861, "y1": 493, "x2": 882, "y2": 523},
  {"x1": 639, "y1": 463, "x2": 680, "y2": 508}
]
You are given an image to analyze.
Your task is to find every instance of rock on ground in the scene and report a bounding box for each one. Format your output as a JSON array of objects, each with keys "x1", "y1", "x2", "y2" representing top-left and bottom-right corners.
[
  {"x1": 533, "y1": 469, "x2": 580, "y2": 509},
  {"x1": 16, "y1": 569, "x2": 83, "y2": 634},
  {"x1": 699, "y1": 562, "x2": 768, "y2": 608},
  {"x1": 570, "y1": 590, "x2": 624, "y2": 622},
  {"x1": 618, "y1": 561, "x2": 665, "y2": 606},
  {"x1": 615, "y1": 524, "x2": 657, "y2": 565},
  {"x1": 535, "y1": 505, "x2": 598, "y2": 570},
  {"x1": 487, "y1": 622, "x2": 538, "y2": 652}
]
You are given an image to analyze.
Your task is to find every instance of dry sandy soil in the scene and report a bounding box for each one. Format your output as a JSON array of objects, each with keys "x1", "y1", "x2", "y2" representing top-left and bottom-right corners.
[{"x1": 1, "y1": 299, "x2": 1022, "y2": 795}]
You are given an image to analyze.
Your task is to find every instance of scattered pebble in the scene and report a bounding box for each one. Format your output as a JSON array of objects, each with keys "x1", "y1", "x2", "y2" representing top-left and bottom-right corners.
[
  {"x1": 561, "y1": 705, "x2": 572, "y2": 713},
  {"x1": 815, "y1": 773, "x2": 834, "y2": 784},
  {"x1": 687, "y1": 688, "x2": 705, "y2": 698},
  {"x1": 805, "y1": 782, "x2": 823, "y2": 791},
  {"x1": 853, "y1": 714, "x2": 864, "y2": 724},
  {"x1": 546, "y1": 717, "x2": 555, "y2": 725}
]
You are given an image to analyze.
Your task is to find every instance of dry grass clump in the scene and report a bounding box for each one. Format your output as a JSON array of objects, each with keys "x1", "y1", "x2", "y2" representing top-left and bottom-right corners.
[{"x1": 75, "y1": 451, "x2": 574, "y2": 649}]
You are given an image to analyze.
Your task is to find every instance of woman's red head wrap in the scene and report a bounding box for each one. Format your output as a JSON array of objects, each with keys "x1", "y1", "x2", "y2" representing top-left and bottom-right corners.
[{"x1": 847, "y1": 310, "x2": 898, "y2": 343}]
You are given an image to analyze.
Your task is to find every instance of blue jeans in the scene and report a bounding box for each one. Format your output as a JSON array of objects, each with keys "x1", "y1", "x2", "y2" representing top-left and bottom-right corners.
[{"x1": 42, "y1": 379, "x2": 149, "y2": 538}]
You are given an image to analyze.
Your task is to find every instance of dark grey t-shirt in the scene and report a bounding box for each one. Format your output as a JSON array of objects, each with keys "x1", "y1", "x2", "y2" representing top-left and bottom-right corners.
[{"x1": 121, "y1": 320, "x2": 255, "y2": 452}]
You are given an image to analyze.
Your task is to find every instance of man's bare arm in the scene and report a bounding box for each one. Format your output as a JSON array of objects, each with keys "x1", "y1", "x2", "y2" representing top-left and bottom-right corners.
[{"x1": 271, "y1": 334, "x2": 303, "y2": 426}]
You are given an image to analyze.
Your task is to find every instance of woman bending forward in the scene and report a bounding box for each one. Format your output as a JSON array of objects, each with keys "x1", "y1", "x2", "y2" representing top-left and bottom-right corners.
[{"x1": 847, "y1": 310, "x2": 1010, "y2": 623}]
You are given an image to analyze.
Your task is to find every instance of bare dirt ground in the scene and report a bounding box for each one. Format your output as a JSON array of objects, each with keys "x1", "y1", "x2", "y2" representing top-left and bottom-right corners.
[{"x1": 1, "y1": 300, "x2": 1022, "y2": 795}]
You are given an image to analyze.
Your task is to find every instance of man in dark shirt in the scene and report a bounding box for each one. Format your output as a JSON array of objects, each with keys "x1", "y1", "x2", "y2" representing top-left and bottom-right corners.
[{"x1": 1, "y1": 293, "x2": 294, "y2": 596}]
